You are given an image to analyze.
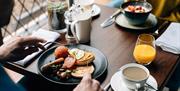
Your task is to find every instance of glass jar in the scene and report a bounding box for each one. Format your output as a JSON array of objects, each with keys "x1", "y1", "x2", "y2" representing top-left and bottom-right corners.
[{"x1": 47, "y1": 0, "x2": 68, "y2": 32}]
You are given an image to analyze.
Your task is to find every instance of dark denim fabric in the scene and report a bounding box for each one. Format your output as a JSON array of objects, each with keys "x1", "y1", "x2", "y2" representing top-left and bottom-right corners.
[
  {"x1": 166, "y1": 62, "x2": 180, "y2": 90},
  {"x1": 0, "y1": 64, "x2": 25, "y2": 91}
]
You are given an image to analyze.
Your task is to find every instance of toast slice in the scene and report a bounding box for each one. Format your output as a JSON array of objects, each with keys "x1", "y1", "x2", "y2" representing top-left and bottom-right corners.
[
  {"x1": 71, "y1": 65, "x2": 94, "y2": 78},
  {"x1": 75, "y1": 52, "x2": 95, "y2": 65}
]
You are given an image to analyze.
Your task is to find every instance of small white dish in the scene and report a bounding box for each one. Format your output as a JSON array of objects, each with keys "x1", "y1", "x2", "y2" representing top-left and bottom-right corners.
[
  {"x1": 110, "y1": 71, "x2": 158, "y2": 91},
  {"x1": 91, "y1": 4, "x2": 101, "y2": 17},
  {"x1": 115, "y1": 14, "x2": 157, "y2": 30}
]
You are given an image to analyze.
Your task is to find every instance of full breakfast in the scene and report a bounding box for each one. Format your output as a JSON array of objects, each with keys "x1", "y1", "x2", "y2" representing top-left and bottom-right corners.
[{"x1": 41, "y1": 46, "x2": 95, "y2": 79}]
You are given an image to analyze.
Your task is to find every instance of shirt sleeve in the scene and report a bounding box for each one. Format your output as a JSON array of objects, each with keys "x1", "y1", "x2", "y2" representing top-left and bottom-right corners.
[{"x1": 0, "y1": 64, "x2": 25, "y2": 91}]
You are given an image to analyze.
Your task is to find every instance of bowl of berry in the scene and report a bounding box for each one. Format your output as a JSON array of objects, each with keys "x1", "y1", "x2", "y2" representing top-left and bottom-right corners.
[{"x1": 121, "y1": 1, "x2": 152, "y2": 25}]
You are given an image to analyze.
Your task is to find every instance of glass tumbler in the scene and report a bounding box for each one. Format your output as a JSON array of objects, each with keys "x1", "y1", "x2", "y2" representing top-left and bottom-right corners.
[
  {"x1": 133, "y1": 34, "x2": 156, "y2": 65},
  {"x1": 47, "y1": 0, "x2": 68, "y2": 32}
]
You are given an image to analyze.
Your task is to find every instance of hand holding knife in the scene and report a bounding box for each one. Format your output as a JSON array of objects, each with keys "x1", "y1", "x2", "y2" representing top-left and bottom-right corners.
[{"x1": 101, "y1": 9, "x2": 122, "y2": 28}]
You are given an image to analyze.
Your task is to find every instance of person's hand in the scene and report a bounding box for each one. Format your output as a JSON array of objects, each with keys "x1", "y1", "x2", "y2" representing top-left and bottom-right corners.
[
  {"x1": 0, "y1": 36, "x2": 46, "y2": 62},
  {"x1": 73, "y1": 73, "x2": 104, "y2": 91}
]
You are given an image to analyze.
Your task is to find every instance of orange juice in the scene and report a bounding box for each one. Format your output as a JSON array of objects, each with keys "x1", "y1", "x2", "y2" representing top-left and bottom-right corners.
[{"x1": 133, "y1": 44, "x2": 156, "y2": 64}]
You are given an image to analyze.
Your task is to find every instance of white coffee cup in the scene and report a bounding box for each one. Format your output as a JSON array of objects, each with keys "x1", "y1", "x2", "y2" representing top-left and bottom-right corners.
[
  {"x1": 71, "y1": 12, "x2": 92, "y2": 43},
  {"x1": 120, "y1": 63, "x2": 150, "y2": 90}
]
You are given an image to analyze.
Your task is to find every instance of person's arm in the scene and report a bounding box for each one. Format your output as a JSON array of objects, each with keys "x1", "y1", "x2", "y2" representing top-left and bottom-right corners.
[
  {"x1": 0, "y1": 36, "x2": 46, "y2": 63},
  {"x1": 0, "y1": 64, "x2": 25, "y2": 91},
  {"x1": 73, "y1": 73, "x2": 104, "y2": 91}
]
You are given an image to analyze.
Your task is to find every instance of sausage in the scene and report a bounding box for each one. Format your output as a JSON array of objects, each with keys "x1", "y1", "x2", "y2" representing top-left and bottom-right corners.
[
  {"x1": 62, "y1": 56, "x2": 76, "y2": 69},
  {"x1": 41, "y1": 57, "x2": 64, "y2": 71}
]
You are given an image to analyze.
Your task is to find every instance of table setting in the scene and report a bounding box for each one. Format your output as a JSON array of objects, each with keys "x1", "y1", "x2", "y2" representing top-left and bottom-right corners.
[
  {"x1": 37, "y1": 44, "x2": 108, "y2": 85},
  {"x1": 103, "y1": 22, "x2": 180, "y2": 91},
  {"x1": 3, "y1": 0, "x2": 180, "y2": 91},
  {"x1": 35, "y1": 1, "x2": 108, "y2": 83},
  {"x1": 101, "y1": 1, "x2": 159, "y2": 31},
  {"x1": 110, "y1": 68, "x2": 158, "y2": 91}
]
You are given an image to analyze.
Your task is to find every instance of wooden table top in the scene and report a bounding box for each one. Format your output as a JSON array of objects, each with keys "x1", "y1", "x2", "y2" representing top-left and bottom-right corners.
[{"x1": 4, "y1": 4, "x2": 180, "y2": 91}]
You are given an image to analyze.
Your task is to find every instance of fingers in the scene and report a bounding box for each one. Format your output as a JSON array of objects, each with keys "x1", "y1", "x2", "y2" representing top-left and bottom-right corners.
[
  {"x1": 18, "y1": 36, "x2": 46, "y2": 46},
  {"x1": 16, "y1": 36, "x2": 46, "y2": 50},
  {"x1": 22, "y1": 36, "x2": 46, "y2": 44},
  {"x1": 11, "y1": 46, "x2": 39, "y2": 60},
  {"x1": 34, "y1": 43, "x2": 46, "y2": 50},
  {"x1": 23, "y1": 46, "x2": 39, "y2": 55},
  {"x1": 92, "y1": 79, "x2": 104, "y2": 91},
  {"x1": 1, "y1": 36, "x2": 46, "y2": 62},
  {"x1": 81, "y1": 73, "x2": 92, "y2": 83},
  {"x1": 92, "y1": 79, "x2": 100, "y2": 91},
  {"x1": 99, "y1": 88, "x2": 104, "y2": 91},
  {"x1": 75, "y1": 73, "x2": 103, "y2": 91}
]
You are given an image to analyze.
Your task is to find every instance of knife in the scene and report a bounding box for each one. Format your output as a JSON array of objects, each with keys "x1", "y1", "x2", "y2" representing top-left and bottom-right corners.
[
  {"x1": 153, "y1": 21, "x2": 169, "y2": 35},
  {"x1": 104, "y1": 83, "x2": 111, "y2": 91},
  {"x1": 101, "y1": 9, "x2": 122, "y2": 28}
]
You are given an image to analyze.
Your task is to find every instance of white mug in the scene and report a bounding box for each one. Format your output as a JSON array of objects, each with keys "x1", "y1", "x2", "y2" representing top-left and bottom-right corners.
[
  {"x1": 71, "y1": 13, "x2": 92, "y2": 43},
  {"x1": 120, "y1": 63, "x2": 150, "y2": 90}
]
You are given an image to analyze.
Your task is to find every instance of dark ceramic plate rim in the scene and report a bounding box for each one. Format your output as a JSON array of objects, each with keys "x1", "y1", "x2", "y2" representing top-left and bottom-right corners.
[{"x1": 37, "y1": 44, "x2": 108, "y2": 85}]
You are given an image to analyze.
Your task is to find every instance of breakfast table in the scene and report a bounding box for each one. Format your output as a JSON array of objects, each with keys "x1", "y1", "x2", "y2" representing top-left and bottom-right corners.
[{"x1": 3, "y1": 4, "x2": 180, "y2": 91}]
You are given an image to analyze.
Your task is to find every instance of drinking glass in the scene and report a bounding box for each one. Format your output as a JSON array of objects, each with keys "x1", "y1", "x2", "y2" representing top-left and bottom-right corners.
[
  {"x1": 47, "y1": 0, "x2": 68, "y2": 32},
  {"x1": 133, "y1": 34, "x2": 156, "y2": 65}
]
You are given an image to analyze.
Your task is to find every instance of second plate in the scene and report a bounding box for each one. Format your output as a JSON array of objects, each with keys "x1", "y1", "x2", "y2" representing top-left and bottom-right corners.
[{"x1": 115, "y1": 14, "x2": 157, "y2": 30}]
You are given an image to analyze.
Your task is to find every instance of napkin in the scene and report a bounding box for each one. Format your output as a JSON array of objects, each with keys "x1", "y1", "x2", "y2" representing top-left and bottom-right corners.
[
  {"x1": 156, "y1": 22, "x2": 180, "y2": 54},
  {"x1": 14, "y1": 29, "x2": 60, "y2": 67}
]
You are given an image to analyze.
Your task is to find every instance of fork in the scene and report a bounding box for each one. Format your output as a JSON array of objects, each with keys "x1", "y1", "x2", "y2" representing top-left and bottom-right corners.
[{"x1": 42, "y1": 41, "x2": 61, "y2": 47}]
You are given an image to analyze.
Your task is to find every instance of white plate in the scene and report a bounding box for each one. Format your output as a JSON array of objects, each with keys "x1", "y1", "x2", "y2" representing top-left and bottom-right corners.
[
  {"x1": 115, "y1": 14, "x2": 157, "y2": 30},
  {"x1": 110, "y1": 71, "x2": 158, "y2": 91},
  {"x1": 91, "y1": 4, "x2": 101, "y2": 17}
]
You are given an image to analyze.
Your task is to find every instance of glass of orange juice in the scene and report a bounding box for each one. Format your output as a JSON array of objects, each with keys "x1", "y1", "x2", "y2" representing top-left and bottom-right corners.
[{"x1": 133, "y1": 34, "x2": 156, "y2": 65}]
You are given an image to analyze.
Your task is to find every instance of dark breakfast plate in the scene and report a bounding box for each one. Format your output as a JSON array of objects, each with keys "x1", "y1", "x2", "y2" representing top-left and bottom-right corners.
[{"x1": 37, "y1": 44, "x2": 108, "y2": 85}]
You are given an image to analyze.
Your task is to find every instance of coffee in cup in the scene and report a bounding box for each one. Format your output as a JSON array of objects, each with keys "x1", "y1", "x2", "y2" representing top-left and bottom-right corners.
[{"x1": 120, "y1": 63, "x2": 150, "y2": 90}]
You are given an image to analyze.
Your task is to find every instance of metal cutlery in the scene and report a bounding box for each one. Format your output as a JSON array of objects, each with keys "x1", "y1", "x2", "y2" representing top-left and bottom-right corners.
[
  {"x1": 103, "y1": 82, "x2": 157, "y2": 91},
  {"x1": 101, "y1": 9, "x2": 122, "y2": 28},
  {"x1": 153, "y1": 21, "x2": 169, "y2": 35},
  {"x1": 145, "y1": 83, "x2": 158, "y2": 91},
  {"x1": 42, "y1": 40, "x2": 79, "y2": 48},
  {"x1": 43, "y1": 41, "x2": 61, "y2": 47},
  {"x1": 104, "y1": 83, "x2": 111, "y2": 91}
]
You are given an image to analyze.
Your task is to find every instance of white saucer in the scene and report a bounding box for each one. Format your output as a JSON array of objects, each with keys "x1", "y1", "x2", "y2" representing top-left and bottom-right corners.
[
  {"x1": 91, "y1": 4, "x2": 101, "y2": 17},
  {"x1": 110, "y1": 71, "x2": 158, "y2": 91},
  {"x1": 115, "y1": 14, "x2": 157, "y2": 30}
]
